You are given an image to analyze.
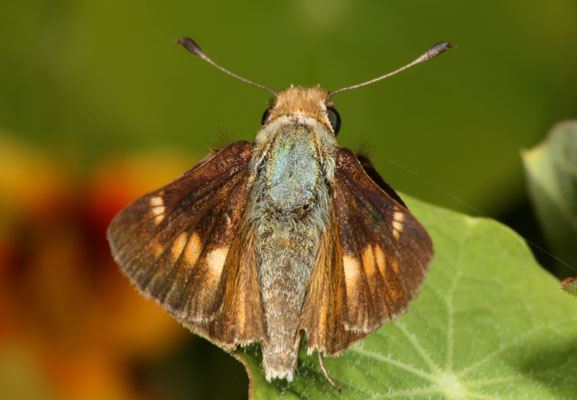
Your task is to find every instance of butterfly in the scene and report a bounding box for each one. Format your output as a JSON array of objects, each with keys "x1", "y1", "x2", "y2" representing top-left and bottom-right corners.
[{"x1": 107, "y1": 37, "x2": 450, "y2": 390}]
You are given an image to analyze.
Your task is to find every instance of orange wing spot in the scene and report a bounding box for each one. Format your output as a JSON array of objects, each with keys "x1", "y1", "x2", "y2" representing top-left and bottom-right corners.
[
  {"x1": 184, "y1": 233, "x2": 202, "y2": 268},
  {"x1": 149, "y1": 196, "x2": 166, "y2": 225},
  {"x1": 392, "y1": 222, "x2": 403, "y2": 239},
  {"x1": 361, "y1": 245, "x2": 377, "y2": 278},
  {"x1": 343, "y1": 255, "x2": 361, "y2": 295},
  {"x1": 206, "y1": 247, "x2": 229, "y2": 280},
  {"x1": 171, "y1": 232, "x2": 188, "y2": 260},
  {"x1": 150, "y1": 196, "x2": 164, "y2": 207},
  {"x1": 392, "y1": 220, "x2": 403, "y2": 231},
  {"x1": 392, "y1": 212, "x2": 404, "y2": 239},
  {"x1": 393, "y1": 211, "x2": 405, "y2": 222},
  {"x1": 374, "y1": 245, "x2": 387, "y2": 277},
  {"x1": 375, "y1": 247, "x2": 403, "y2": 300}
]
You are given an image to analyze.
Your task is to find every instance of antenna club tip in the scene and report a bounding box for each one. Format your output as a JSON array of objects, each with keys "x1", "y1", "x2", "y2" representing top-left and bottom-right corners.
[
  {"x1": 436, "y1": 41, "x2": 455, "y2": 52},
  {"x1": 174, "y1": 37, "x2": 203, "y2": 56},
  {"x1": 423, "y1": 41, "x2": 455, "y2": 61}
]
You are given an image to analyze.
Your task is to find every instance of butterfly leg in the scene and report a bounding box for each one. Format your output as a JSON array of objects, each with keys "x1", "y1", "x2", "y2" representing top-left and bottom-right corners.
[{"x1": 317, "y1": 352, "x2": 341, "y2": 392}]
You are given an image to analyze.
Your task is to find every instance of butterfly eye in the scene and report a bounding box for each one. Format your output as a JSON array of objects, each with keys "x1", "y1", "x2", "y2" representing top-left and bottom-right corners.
[
  {"x1": 261, "y1": 107, "x2": 272, "y2": 125},
  {"x1": 327, "y1": 107, "x2": 341, "y2": 135}
]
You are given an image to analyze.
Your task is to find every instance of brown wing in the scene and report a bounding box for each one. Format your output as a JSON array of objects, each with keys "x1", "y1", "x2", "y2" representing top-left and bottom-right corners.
[
  {"x1": 300, "y1": 148, "x2": 434, "y2": 355},
  {"x1": 107, "y1": 141, "x2": 265, "y2": 349}
]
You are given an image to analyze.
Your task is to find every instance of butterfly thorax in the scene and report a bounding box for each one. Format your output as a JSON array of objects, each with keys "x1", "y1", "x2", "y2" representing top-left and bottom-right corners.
[
  {"x1": 248, "y1": 97, "x2": 339, "y2": 380},
  {"x1": 264, "y1": 125, "x2": 320, "y2": 212}
]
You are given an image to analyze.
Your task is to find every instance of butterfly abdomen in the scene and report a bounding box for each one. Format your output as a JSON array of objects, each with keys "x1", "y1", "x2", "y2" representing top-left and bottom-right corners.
[{"x1": 249, "y1": 127, "x2": 333, "y2": 381}]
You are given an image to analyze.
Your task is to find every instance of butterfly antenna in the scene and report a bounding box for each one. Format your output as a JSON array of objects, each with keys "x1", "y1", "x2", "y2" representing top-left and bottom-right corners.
[
  {"x1": 175, "y1": 37, "x2": 278, "y2": 97},
  {"x1": 328, "y1": 42, "x2": 454, "y2": 98}
]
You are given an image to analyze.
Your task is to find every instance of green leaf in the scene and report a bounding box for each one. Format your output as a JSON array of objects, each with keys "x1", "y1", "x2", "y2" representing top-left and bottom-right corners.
[
  {"x1": 235, "y1": 197, "x2": 577, "y2": 399},
  {"x1": 522, "y1": 121, "x2": 577, "y2": 273}
]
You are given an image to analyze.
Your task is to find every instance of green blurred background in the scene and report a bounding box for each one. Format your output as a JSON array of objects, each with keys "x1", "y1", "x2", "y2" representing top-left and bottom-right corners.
[{"x1": 1, "y1": 1, "x2": 576, "y2": 399}]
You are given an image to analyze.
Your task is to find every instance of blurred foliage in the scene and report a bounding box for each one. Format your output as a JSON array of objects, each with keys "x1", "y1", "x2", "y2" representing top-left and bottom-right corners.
[
  {"x1": 1, "y1": 0, "x2": 577, "y2": 399},
  {"x1": 522, "y1": 121, "x2": 577, "y2": 276}
]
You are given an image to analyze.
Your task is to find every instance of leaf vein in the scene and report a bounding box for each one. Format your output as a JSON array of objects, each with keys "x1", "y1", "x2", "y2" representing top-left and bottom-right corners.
[
  {"x1": 396, "y1": 321, "x2": 442, "y2": 375},
  {"x1": 350, "y1": 347, "x2": 436, "y2": 382}
]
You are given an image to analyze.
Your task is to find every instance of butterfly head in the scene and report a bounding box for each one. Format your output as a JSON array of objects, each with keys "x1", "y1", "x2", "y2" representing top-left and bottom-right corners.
[{"x1": 260, "y1": 86, "x2": 341, "y2": 136}]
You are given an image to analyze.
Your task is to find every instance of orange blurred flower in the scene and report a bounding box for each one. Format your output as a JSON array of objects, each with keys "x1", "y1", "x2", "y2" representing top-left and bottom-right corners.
[{"x1": 0, "y1": 132, "x2": 199, "y2": 400}]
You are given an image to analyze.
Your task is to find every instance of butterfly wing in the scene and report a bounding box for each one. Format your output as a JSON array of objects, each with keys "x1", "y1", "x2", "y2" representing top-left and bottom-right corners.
[
  {"x1": 300, "y1": 148, "x2": 434, "y2": 355},
  {"x1": 107, "y1": 141, "x2": 265, "y2": 349}
]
